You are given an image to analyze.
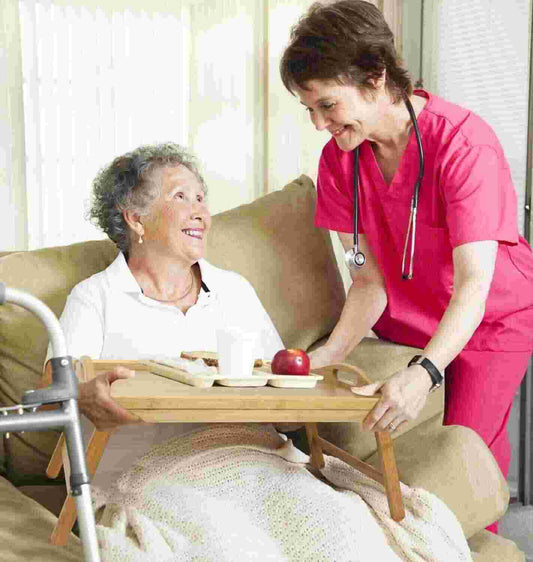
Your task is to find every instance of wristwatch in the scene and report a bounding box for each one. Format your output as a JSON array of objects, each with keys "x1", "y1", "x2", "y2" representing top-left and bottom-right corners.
[{"x1": 408, "y1": 355, "x2": 443, "y2": 392}]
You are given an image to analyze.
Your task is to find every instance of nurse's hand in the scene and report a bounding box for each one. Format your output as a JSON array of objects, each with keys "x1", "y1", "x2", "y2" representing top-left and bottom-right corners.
[
  {"x1": 79, "y1": 367, "x2": 145, "y2": 431},
  {"x1": 352, "y1": 365, "x2": 433, "y2": 432},
  {"x1": 308, "y1": 346, "x2": 344, "y2": 370}
]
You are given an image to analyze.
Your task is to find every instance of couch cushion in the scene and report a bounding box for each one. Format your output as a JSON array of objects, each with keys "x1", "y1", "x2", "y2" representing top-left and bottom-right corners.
[
  {"x1": 311, "y1": 337, "x2": 445, "y2": 460},
  {"x1": 0, "y1": 476, "x2": 81, "y2": 561},
  {"x1": 468, "y1": 530, "x2": 525, "y2": 562},
  {"x1": 366, "y1": 415, "x2": 509, "y2": 539},
  {"x1": 206, "y1": 175, "x2": 345, "y2": 350},
  {"x1": 0, "y1": 240, "x2": 118, "y2": 480}
]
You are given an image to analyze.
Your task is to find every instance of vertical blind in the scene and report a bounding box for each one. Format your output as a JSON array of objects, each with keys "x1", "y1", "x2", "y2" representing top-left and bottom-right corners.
[
  {"x1": 19, "y1": 0, "x2": 190, "y2": 248},
  {"x1": 431, "y1": 0, "x2": 531, "y2": 234},
  {"x1": 8, "y1": 0, "x2": 401, "y2": 252},
  {"x1": 16, "y1": 0, "x2": 277, "y2": 250}
]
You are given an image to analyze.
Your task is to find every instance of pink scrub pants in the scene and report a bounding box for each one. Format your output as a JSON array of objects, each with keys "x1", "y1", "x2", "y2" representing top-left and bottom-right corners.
[{"x1": 443, "y1": 350, "x2": 532, "y2": 534}]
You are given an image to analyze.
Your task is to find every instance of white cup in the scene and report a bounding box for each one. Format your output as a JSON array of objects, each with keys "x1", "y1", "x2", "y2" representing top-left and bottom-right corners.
[{"x1": 216, "y1": 327, "x2": 259, "y2": 377}]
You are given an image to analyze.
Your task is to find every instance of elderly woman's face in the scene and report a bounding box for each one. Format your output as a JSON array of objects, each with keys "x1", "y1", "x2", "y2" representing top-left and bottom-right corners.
[
  {"x1": 140, "y1": 165, "x2": 210, "y2": 264},
  {"x1": 295, "y1": 79, "x2": 383, "y2": 152}
]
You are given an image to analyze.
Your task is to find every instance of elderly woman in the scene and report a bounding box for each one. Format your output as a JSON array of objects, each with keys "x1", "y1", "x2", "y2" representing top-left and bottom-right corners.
[
  {"x1": 59, "y1": 142, "x2": 284, "y2": 485},
  {"x1": 280, "y1": 0, "x2": 533, "y2": 533}
]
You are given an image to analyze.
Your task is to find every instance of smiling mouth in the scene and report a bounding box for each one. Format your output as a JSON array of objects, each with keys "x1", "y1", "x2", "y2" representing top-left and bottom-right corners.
[
  {"x1": 182, "y1": 229, "x2": 203, "y2": 240},
  {"x1": 331, "y1": 126, "x2": 347, "y2": 137}
]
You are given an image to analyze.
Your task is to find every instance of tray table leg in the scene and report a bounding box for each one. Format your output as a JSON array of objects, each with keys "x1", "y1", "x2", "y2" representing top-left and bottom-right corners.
[
  {"x1": 375, "y1": 430, "x2": 405, "y2": 522},
  {"x1": 305, "y1": 423, "x2": 325, "y2": 468},
  {"x1": 47, "y1": 432, "x2": 66, "y2": 479},
  {"x1": 311, "y1": 429, "x2": 405, "y2": 523},
  {"x1": 49, "y1": 428, "x2": 111, "y2": 545}
]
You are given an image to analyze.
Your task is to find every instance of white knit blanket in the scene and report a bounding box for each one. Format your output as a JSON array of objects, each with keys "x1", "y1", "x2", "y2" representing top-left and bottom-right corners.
[{"x1": 92, "y1": 423, "x2": 472, "y2": 562}]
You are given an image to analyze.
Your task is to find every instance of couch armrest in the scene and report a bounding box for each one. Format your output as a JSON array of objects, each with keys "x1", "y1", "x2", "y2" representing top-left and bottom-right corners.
[
  {"x1": 365, "y1": 414, "x2": 509, "y2": 539},
  {"x1": 468, "y1": 530, "x2": 525, "y2": 562},
  {"x1": 0, "y1": 476, "x2": 81, "y2": 560}
]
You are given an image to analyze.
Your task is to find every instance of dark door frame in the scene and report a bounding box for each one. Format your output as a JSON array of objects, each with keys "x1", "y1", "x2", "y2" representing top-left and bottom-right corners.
[{"x1": 518, "y1": 1, "x2": 533, "y2": 508}]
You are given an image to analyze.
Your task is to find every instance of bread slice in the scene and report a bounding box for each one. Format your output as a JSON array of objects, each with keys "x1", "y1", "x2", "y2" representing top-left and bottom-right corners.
[{"x1": 181, "y1": 351, "x2": 263, "y2": 368}]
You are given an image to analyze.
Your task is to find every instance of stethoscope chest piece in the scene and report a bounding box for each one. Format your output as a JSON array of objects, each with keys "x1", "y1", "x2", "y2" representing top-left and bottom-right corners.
[{"x1": 344, "y1": 247, "x2": 366, "y2": 270}]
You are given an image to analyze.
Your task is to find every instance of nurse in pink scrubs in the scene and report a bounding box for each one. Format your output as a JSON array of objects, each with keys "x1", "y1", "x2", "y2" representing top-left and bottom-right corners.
[{"x1": 280, "y1": 0, "x2": 533, "y2": 532}]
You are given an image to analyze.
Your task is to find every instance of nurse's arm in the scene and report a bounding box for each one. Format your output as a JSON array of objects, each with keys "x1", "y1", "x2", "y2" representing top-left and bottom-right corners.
[
  {"x1": 308, "y1": 232, "x2": 388, "y2": 368},
  {"x1": 357, "y1": 239, "x2": 498, "y2": 433},
  {"x1": 421, "y1": 239, "x2": 498, "y2": 372}
]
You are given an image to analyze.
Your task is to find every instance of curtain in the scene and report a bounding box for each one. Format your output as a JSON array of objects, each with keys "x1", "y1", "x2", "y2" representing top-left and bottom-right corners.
[
  {"x1": 0, "y1": 0, "x2": 27, "y2": 251},
  {"x1": 2, "y1": 0, "x2": 402, "y2": 252},
  {"x1": 18, "y1": 0, "x2": 190, "y2": 248},
  {"x1": 14, "y1": 0, "x2": 269, "y2": 249},
  {"x1": 423, "y1": 0, "x2": 531, "y2": 235}
]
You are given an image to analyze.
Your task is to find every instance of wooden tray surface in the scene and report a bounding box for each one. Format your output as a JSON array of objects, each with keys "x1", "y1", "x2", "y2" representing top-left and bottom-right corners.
[{"x1": 79, "y1": 357, "x2": 378, "y2": 422}]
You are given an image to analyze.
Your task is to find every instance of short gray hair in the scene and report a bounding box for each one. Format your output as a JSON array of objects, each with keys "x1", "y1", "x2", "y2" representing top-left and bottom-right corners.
[{"x1": 89, "y1": 142, "x2": 207, "y2": 253}]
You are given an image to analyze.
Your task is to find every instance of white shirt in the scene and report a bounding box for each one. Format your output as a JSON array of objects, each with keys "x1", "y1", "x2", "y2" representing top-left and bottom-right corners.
[
  {"x1": 60, "y1": 252, "x2": 283, "y2": 361},
  {"x1": 58, "y1": 253, "x2": 284, "y2": 488}
]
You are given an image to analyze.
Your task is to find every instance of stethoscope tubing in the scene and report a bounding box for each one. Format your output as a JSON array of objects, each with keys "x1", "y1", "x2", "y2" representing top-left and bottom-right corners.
[{"x1": 350, "y1": 95, "x2": 424, "y2": 279}]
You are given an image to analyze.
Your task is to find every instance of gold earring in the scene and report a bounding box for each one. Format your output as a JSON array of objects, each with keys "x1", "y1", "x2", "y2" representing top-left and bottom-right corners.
[{"x1": 139, "y1": 234, "x2": 143, "y2": 245}]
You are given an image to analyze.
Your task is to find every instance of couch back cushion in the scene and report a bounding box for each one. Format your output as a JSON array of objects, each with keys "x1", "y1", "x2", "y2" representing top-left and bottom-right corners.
[
  {"x1": 0, "y1": 175, "x2": 345, "y2": 479},
  {"x1": 206, "y1": 175, "x2": 345, "y2": 350}
]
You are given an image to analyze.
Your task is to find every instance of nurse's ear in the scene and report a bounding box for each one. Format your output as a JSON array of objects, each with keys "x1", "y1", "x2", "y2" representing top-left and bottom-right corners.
[{"x1": 368, "y1": 70, "x2": 386, "y2": 94}]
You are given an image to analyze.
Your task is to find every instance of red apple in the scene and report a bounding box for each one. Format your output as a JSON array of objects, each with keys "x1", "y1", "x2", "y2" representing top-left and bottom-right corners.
[{"x1": 271, "y1": 349, "x2": 310, "y2": 376}]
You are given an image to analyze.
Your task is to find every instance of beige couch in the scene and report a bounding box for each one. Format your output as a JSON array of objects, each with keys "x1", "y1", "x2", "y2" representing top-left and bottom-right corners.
[{"x1": 0, "y1": 175, "x2": 524, "y2": 561}]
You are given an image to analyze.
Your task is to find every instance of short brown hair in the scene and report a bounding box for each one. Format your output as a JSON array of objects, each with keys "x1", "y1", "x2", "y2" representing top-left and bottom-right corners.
[{"x1": 280, "y1": 0, "x2": 412, "y2": 103}]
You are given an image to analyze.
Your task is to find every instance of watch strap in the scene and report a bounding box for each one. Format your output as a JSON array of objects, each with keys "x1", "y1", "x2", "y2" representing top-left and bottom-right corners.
[{"x1": 408, "y1": 355, "x2": 443, "y2": 390}]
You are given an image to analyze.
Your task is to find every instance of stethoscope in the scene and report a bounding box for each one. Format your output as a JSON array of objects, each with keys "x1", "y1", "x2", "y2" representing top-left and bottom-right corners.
[{"x1": 344, "y1": 95, "x2": 425, "y2": 280}]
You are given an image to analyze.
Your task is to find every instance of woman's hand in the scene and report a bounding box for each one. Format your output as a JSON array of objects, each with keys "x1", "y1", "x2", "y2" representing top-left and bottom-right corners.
[
  {"x1": 352, "y1": 365, "x2": 433, "y2": 432},
  {"x1": 78, "y1": 367, "x2": 145, "y2": 431}
]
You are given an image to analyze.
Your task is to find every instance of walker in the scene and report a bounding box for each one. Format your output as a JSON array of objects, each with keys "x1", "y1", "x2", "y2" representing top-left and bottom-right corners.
[{"x1": 0, "y1": 282, "x2": 100, "y2": 562}]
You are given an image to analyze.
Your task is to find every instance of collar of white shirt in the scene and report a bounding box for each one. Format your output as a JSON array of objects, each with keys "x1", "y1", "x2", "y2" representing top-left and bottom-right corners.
[{"x1": 109, "y1": 252, "x2": 215, "y2": 306}]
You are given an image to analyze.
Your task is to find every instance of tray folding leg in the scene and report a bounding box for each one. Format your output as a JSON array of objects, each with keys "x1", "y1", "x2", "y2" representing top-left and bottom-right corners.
[
  {"x1": 305, "y1": 363, "x2": 405, "y2": 522},
  {"x1": 48, "y1": 428, "x2": 111, "y2": 545},
  {"x1": 375, "y1": 430, "x2": 405, "y2": 521},
  {"x1": 305, "y1": 422, "x2": 405, "y2": 522},
  {"x1": 305, "y1": 422, "x2": 325, "y2": 468}
]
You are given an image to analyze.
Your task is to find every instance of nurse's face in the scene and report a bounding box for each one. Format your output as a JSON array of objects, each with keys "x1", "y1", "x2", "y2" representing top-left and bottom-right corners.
[{"x1": 295, "y1": 79, "x2": 383, "y2": 152}]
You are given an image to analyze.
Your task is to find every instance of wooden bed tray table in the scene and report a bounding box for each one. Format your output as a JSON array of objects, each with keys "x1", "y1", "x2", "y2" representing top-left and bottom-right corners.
[{"x1": 45, "y1": 357, "x2": 405, "y2": 545}]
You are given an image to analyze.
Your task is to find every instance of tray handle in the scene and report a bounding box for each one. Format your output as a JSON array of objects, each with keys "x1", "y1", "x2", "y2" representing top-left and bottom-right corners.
[{"x1": 313, "y1": 363, "x2": 372, "y2": 387}]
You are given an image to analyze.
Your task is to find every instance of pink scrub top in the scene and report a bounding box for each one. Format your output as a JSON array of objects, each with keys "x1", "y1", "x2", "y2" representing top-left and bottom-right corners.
[{"x1": 315, "y1": 90, "x2": 533, "y2": 352}]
